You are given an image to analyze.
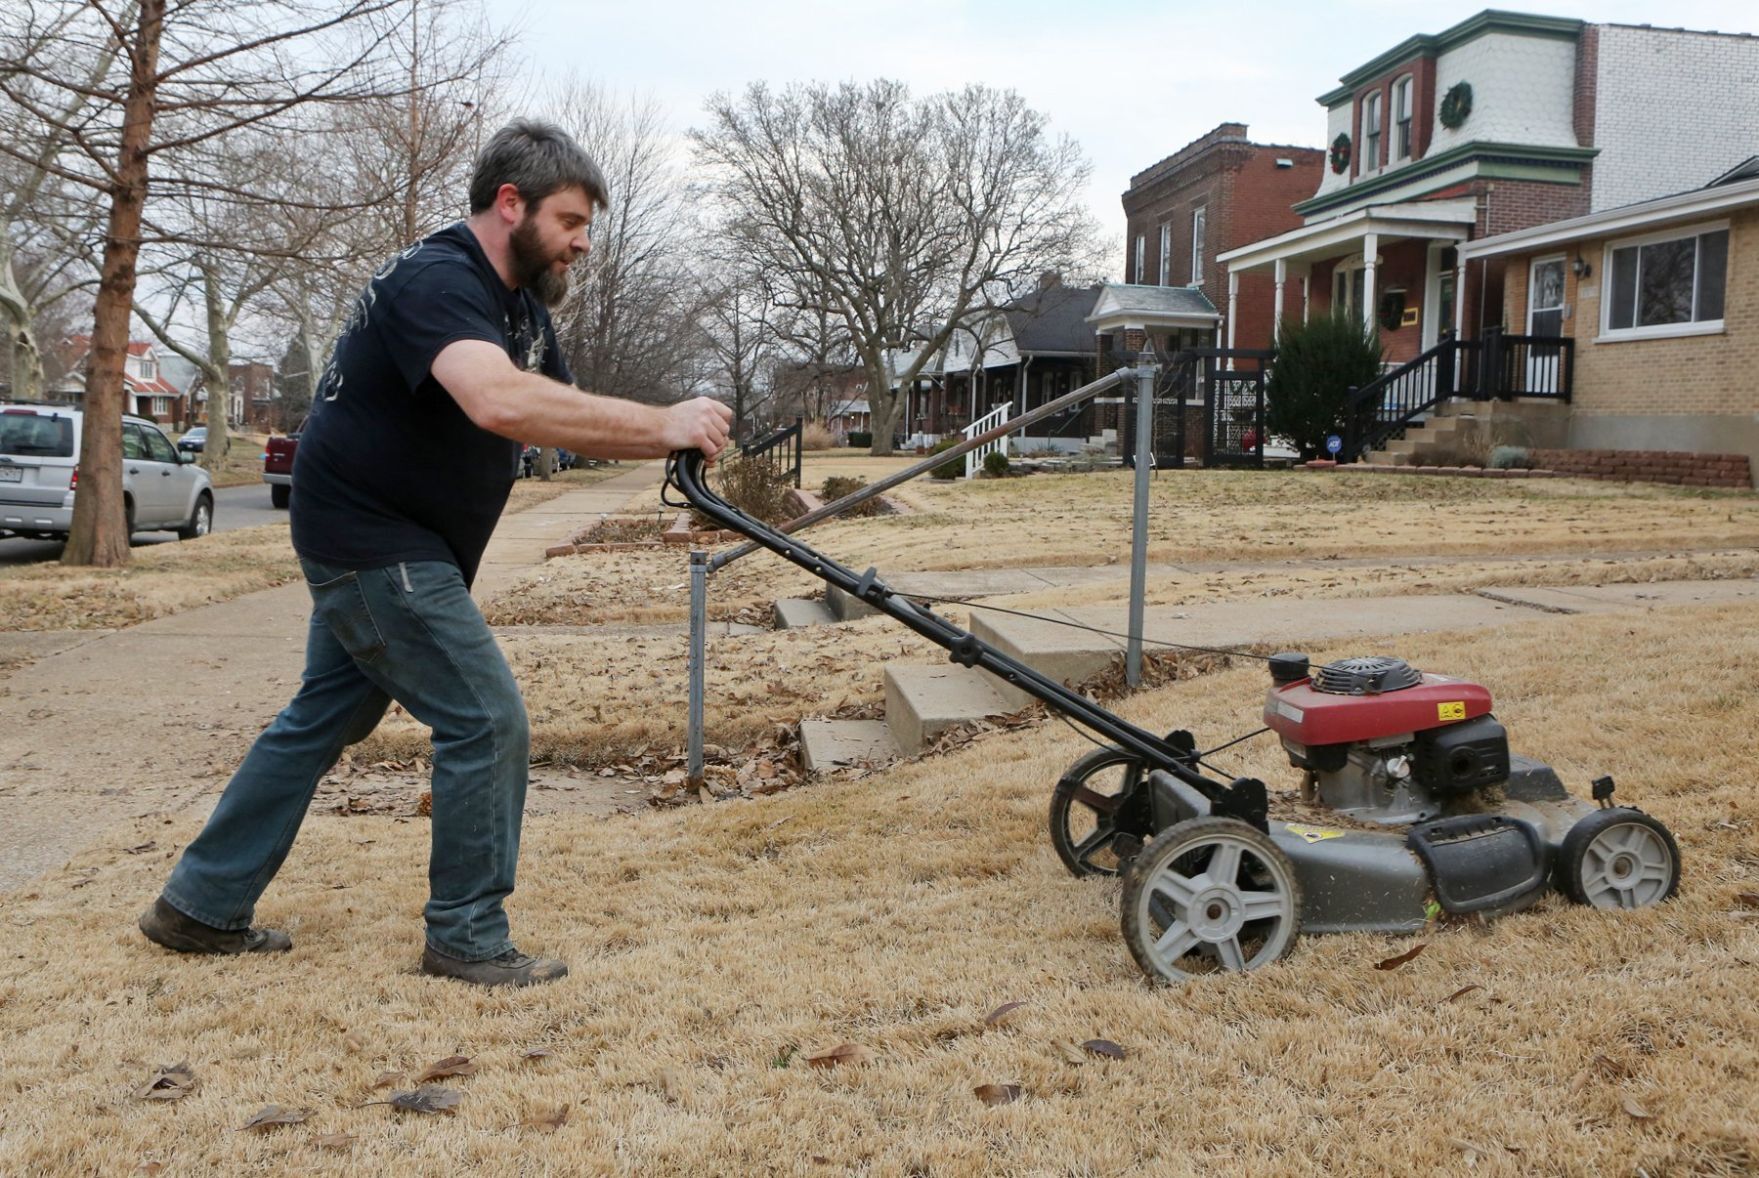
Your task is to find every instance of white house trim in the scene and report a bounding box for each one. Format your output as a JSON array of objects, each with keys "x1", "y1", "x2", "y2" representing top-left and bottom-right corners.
[{"x1": 1219, "y1": 199, "x2": 1475, "y2": 274}]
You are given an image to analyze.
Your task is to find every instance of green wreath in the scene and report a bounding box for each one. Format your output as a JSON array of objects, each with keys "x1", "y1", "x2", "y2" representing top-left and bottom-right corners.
[
  {"x1": 1440, "y1": 81, "x2": 1473, "y2": 130},
  {"x1": 1329, "y1": 132, "x2": 1352, "y2": 174}
]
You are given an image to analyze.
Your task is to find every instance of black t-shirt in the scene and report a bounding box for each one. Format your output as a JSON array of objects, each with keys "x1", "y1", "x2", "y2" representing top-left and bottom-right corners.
[{"x1": 290, "y1": 222, "x2": 570, "y2": 585}]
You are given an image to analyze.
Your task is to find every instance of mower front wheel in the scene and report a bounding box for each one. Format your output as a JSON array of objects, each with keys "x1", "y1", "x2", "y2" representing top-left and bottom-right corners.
[
  {"x1": 1120, "y1": 817, "x2": 1301, "y2": 984},
  {"x1": 1556, "y1": 807, "x2": 1680, "y2": 909}
]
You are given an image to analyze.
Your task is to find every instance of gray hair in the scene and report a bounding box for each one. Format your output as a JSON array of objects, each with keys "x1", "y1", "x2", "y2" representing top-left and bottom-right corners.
[{"x1": 468, "y1": 118, "x2": 609, "y2": 214}]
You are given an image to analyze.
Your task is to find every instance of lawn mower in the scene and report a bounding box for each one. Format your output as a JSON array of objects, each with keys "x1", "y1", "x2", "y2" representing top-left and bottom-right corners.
[{"x1": 667, "y1": 451, "x2": 1681, "y2": 984}]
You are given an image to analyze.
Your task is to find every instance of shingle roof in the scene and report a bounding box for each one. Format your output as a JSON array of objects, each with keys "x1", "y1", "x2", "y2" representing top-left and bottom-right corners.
[
  {"x1": 1001, "y1": 283, "x2": 1102, "y2": 354},
  {"x1": 1086, "y1": 284, "x2": 1220, "y2": 323}
]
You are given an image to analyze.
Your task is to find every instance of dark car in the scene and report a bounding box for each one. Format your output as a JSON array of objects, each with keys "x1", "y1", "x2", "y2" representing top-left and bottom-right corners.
[{"x1": 177, "y1": 426, "x2": 207, "y2": 453}]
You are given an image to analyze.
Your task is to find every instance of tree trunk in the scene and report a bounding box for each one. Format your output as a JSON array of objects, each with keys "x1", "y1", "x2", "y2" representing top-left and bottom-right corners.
[
  {"x1": 63, "y1": 0, "x2": 165, "y2": 569},
  {"x1": 0, "y1": 243, "x2": 46, "y2": 403},
  {"x1": 197, "y1": 257, "x2": 232, "y2": 472},
  {"x1": 536, "y1": 446, "x2": 554, "y2": 480},
  {"x1": 867, "y1": 364, "x2": 902, "y2": 455}
]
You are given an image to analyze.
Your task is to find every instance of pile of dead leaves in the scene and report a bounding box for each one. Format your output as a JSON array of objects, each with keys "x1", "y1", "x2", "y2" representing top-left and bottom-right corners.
[{"x1": 646, "y1": 725, "x2": 804, "y2": 807}]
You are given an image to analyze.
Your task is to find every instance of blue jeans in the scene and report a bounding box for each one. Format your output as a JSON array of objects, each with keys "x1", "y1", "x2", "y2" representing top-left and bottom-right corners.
[{"x1": 161, "y1": 557, "x2": 529, "y2": 961}]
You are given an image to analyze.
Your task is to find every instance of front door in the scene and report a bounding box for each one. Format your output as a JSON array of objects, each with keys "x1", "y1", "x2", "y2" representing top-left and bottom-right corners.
[{"x1": 1526, "y1": 255, "x2": 1566, "y2": 393}]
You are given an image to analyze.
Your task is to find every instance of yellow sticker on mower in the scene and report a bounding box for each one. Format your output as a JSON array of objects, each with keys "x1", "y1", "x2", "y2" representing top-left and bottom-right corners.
[
  {"x1": 1437, "y1": 700, "x2": 1467, "y2": 722},
  {"x1": 1284, "y1": 823, "x2": 1346, "y2": 844}
]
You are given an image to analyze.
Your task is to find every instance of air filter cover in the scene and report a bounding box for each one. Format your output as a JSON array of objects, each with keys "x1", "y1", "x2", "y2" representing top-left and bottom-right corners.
[{"x1": 1312, "y1": 656, "x2": 1423, "y2": 695}]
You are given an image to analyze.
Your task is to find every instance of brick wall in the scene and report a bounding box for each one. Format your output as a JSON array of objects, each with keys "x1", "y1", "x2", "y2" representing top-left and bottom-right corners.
[
  {"x1": 1592, "y1": 24, "x2": 1759, "y2": 212},
  {"x1": 1527, "y1": 448, "x2": 1751, "y2": 488}
]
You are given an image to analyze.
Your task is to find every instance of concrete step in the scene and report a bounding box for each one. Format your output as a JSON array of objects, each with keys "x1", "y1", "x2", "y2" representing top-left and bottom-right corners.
[
  {"x1": 969, "y1": 609, "x2": 1121, "y2": 709},
  {"x1": 883, "y1": 664, "x2": 1016, "y2": 754},
  {"x1": 799, "y1": 719, "x2": 901, "y2": 772},
  {"x1": 773, "y1": 598, "x2": 837, "y2": 629},
  {"x1": 826, "y1": 584, "x2": 879, "y2": 621}
]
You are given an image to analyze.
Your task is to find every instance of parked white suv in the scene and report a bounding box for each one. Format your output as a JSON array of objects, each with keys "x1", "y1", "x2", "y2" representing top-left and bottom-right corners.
[{"x1": 0, "y1": 404, "x2": 214, "y2": 541}]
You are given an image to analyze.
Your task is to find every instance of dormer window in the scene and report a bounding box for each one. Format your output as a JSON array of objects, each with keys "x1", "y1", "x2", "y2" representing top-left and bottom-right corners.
[
  {"x1": 139, "y1": 355, "x2": 155, "y2": 380},
  {"x1": 1393, "y1": 77, "x2": 1413, "y2": 161},
  {"x1": 1362, "y1": 91, "x2": 1383, "y2": 173}
]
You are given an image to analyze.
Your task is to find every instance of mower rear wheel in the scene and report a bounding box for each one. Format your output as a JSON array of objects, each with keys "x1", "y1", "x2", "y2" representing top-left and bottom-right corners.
[
  {"x1": 1048, "y1": 746, "x2": 1151, "y2": 877},
  {"x1": 1120, "y1": 817, "x2": 1301, "y2": 983},
  {"x1": 1556, "y1": 807, "x2": 1680, "y2": 909}
]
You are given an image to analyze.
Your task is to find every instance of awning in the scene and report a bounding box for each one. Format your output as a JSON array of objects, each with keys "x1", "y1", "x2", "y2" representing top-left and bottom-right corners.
[{"x1": 1219, "y1": 199, "x2": 1475, "y2": 274}]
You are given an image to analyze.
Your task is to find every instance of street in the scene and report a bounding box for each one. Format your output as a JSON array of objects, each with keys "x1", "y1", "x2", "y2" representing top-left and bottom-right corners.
[{"x1": 0, "y1": 481, "x2": 284, "y2": 566}]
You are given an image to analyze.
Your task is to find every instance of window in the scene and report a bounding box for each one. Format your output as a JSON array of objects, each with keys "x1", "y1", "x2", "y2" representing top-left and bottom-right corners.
[
  {"x1": 1158, "y1": 222, "x2": 1172, "y2": 286},
  {"x1": 1190, "y1": 206, "x2": 1206, "y2": 285},
  {"x1": 1393, "y1": 77, "x2": 1413, "y2": 161},
  {"x1": 1133, "y1": 234, "x2": 1145, "y2": 284},
  {"x1": 1362, "y1": 91, "x2": 1382, "y2": 172},
  {"x1": 1602, "y1": 223, "x2": 1728, "y2": 339}
]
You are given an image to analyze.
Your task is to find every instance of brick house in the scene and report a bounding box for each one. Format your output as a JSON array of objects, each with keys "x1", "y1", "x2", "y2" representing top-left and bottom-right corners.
[
  {"x1": 54, "y1": 336, "x2": 184, "y2": 423},
  {"x1": 1218, "y1": 11, "x2": 1759, "y2": 366},
  {"x1": 1122, "y1": 123, "x2": 1323, "y2": 351},
  {"x1": 1458, "y1": 167, "x2": 1759, "y2": 481}
]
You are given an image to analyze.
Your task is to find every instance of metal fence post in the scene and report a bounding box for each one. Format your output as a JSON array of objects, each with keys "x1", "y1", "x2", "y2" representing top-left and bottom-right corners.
[
  {"x1": 687, "y1": 548, "x2": 708, "y2": 790},
  {"x1": 1127, "y1": 350, "x2": 1157, "y2": 689}
]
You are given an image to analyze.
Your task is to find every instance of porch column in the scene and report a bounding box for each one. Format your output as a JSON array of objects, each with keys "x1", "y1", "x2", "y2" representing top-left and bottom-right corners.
[
  {"x1": 1362, "y1": 233, "x2": 1379, "y2": 334},
  {"x1": 1302, "y1": 271, "x2": 1311, "y2": 323},
  {"x1": 1226, "y1": 270, "x2": 1239, "y2": 350},
  {"x1": 1454, "y1": 256, "x2": 1467, "y2": 338},
  {"x1": 1272, "y1": 259, "x2": 1286, "y2": 343}
]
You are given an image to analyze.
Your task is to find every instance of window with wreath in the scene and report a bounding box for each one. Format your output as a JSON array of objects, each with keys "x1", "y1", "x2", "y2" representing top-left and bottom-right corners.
[{"x1": 1604, "y1": 225, "x2": 1728, "y2": 336}]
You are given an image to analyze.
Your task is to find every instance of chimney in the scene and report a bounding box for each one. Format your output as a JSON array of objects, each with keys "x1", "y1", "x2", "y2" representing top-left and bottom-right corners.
[{"x1": 1038, "y1": 270, "x2": 1063, "y2": 291}]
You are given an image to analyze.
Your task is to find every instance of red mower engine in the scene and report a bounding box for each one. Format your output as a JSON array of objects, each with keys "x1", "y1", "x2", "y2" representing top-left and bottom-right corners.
[{"x1": 1263, "y1": 654, "x2": 1519, "y2": 824}]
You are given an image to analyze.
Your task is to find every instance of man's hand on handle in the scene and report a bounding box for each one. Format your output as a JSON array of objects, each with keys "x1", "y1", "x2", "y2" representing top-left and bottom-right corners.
[{"x1": 664, "y1": 397, "x2": 735, "y2": 460}]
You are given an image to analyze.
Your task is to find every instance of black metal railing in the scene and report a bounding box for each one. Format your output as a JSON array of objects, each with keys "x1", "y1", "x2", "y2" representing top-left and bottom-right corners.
[
  {"x1": 740, "y1": 415, "x2": 803, "y2": 488},
  {"x1": 1480, "y1": 327, "x2": 1574, "y2": 402}
]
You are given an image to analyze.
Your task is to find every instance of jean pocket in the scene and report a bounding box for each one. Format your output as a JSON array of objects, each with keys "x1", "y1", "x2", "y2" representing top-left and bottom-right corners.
[{"x1": 306, "y1": 568, "x2": 387, "y2": 665}]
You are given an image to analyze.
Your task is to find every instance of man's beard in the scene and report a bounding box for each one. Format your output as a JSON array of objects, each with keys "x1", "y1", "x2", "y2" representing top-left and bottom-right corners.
[{"x1": 509, "y1": 214, "x2": 570, "y2": 307}]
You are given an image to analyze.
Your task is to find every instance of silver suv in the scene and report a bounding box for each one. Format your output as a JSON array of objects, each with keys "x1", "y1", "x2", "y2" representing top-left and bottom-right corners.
[{"x1": 0, "y1": 405, "x2": 214, "y2": 541}]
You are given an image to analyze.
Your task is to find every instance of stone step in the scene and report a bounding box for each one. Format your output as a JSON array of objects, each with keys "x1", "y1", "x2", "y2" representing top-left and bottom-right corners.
[
  {"x1": 826, "y1": 584, "x2": 879, "y2": 621},
  {"x1": 969, "y1": 609, "x2": 1122, "y2": 709},
  {"x1": 773, "y1": 598, "x2": 837, "y2": 629},
  {"x1": 798, "y1": 719, "x2": 901, "y2": 773},
  {"x1": 883, "y1": 663, "x2": 1016, "y2": 754}
]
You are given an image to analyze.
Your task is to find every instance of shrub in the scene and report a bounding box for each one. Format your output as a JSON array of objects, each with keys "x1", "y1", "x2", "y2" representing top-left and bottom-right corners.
[
  {"x1": 801, "y1": 420, "x2": 838, "y2": 450},
  {"x1": 1490, "y1": 444, "x2": 1531, "y2": 470},
  {"x1": 929, "y1": 438, "x2": 964, "y2": 480},
  {"x1": 715, "y1": 455, "x2": 796, "y2": 524},
  {"x1": 846, "y1": 431, "x2": 872, "y2": 449},
  {"x1": 1265, "y1": 311, "x2": 1385, "y2": 460},
  {"x1": 983, "y1": 450, "x2": 1010, "y2": 478},
  {"x1": 820, "y1": 475, "x2": 885, "y2": 518}
]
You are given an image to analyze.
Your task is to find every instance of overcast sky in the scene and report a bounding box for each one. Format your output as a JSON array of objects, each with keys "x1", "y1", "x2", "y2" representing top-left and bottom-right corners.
[{"x1": 501, "y1": 0, "x2": 1758, "y2": 279}]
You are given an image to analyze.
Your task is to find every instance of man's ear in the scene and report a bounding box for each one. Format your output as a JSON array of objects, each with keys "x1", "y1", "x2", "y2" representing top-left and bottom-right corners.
[{"x1": 494, "y1": 183, "x2": 525, "y2": 225}]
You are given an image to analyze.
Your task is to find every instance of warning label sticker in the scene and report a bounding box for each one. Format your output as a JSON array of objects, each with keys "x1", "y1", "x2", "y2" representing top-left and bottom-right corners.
[
  {"x1": 1437, "y1": 701, "x2": 1467, "y2": 722},
  {"x1": 1284, "y1": 823, "x2": 1346, "y2": 844}
]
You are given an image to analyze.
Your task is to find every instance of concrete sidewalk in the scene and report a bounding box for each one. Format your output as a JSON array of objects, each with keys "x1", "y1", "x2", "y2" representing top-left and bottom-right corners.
[{"x1": 0, "y1": 461, "x2": 669, "y2": 894}]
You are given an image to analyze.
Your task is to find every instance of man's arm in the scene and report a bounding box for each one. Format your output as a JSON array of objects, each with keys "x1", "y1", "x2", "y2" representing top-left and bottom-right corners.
[{"x1": 431, "y1": 338, "x2": 732, "y2": 459}]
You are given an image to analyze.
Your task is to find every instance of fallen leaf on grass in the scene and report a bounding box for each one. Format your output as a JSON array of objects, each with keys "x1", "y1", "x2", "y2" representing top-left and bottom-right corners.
[
  {"x1": 125, "y1": 842, "x2": 156, "y2": 855},
  {"x1": 1375, "y1": 944, "x2": 1428, "y2": 971},
  {"x1": 414, "y1": 1054, "x2": 476, "y2": 1083},
  {"x1": 523, "y1": 1104, "x2": 570, "y2": 1132},
  {"x1": 315, "y1": 1133, "x2": 356, "y2": 1149},
  {"x1": 521, "y1": 1048, "x2": 555, "y2": 1062},
  {"x1": 1735, "y1": 892, "x2": 1759, "y2": 909},
  {"x1": 371, "y1": 1070, "x2": 401, "y2": 1089},
  {"x1": 136, "y1": 1061, "x2": 197, "y2": 1101},
  {"x1": 1621, "y1": 1094, "x2": 1656, "y2": 1121},
  {"x1": 1082, "y1": 1039, "x2": 1127, "y2": 1060},
  {"x1": 1053, "y1": 1040, "x2": 1089, "y2": 1065},
  {"x1": 1441, "y1": 984, "x2": 1483, "y2": 1003},
  {"x1": 984, "y1": 1001, "x2": 1026, "y2": 1027},
  {"x1": 236, "y1": 1104, "x2": 313, "y2": 1132},
  {"x1": 974, "y1": 1083, "x2": 1023, "y2": 1106},
  {"x1": 805, "y1": 1043, "x2": 868, "y2": 1068},
  {"x1": 135, "y1": 1163, "x2": 164, "y2": 1175},
  {"x1": 343, "y1": 1033, "x2": 365, "y2": 1053}
]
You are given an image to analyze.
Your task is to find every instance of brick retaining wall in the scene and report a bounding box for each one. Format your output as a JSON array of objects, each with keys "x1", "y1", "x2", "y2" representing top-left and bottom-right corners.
[{"x1": 1526, "y1": 448, "x2": 1752, "y2": 488}]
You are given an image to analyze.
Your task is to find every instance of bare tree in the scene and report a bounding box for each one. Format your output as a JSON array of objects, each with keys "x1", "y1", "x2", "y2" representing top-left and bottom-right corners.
[
  {"x1": 692, "y1": 80, "x2": 1102, "y2": 454},
  {"x1": 0, "y1": 0, "x2": 429, "y2": 566},
  {"x1": 548, "y1": 80, "x2": 708, "y2": 410},
  {"x1": 698, "y1": 254, "x2": 782, "y2": 442}
]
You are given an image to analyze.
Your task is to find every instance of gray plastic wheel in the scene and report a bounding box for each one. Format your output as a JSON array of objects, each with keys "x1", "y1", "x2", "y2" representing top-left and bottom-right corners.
[
  {"x1": 1120, "y1": 817, "x2": 1301, "y2": 983},
  {"x1": 1048, "y1": 746, "x2": 1149, "y2": 878},
  {"x1": 1557, "y1": 807, "x2": 1680, "y2": 909}
]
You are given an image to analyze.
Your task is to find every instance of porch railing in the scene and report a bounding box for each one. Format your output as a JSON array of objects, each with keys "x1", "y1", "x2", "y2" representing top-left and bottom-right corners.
[
  {"x1": 1480, "y1": 327, "x2": 1575, "y2": 401},
  {"x1": 740, "y1": 415, "x2": 803, "y2": 488},
  {"x1": 961, "y1": 403, "x2": 1012, "y2": 477}
]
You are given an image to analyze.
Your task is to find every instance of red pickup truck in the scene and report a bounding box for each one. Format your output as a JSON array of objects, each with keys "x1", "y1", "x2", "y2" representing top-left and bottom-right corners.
[{"x1": 262, "y1": 419, "x2": 302, "y2": 509}]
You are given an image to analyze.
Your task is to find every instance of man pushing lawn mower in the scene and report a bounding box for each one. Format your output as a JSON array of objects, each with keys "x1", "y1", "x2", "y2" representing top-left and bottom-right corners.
[{"x1": 138, "y1": 120, "x2": 733, "y2": 987}]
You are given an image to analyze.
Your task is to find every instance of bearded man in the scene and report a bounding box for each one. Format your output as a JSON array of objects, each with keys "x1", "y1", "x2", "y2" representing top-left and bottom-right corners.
[{"x1": 139, "y1": 120, "x2": 733, "y2": 986}]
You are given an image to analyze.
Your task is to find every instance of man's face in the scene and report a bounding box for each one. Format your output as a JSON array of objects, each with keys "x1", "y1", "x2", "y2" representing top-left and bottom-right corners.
[{"x1": 508, "y1": 185, "x2": 595, "y2": 306}]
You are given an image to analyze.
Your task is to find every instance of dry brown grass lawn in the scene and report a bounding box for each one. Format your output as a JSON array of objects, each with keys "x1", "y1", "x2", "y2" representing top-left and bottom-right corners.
[
  {"x1": 485, "y1": 465, "x2": 1759, "y2": 628},
  {"x1": 0, "y1": 524, "x2": 301, "y2": 632},
  {"x1": 183, "y1": 431, "x2": 271, "y2": 489},
  {"x1": 3, "y1": 601, "x2": 1756, "y2": 1175}
]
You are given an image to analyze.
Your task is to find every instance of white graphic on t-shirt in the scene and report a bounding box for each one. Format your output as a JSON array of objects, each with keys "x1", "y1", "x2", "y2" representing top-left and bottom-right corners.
[{"x1": 316, "y1": 240, "x2": 425, "y2": 403}]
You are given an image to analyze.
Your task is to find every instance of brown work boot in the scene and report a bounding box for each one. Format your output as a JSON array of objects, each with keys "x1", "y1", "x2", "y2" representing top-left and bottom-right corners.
[
  {"x1": 420, "y1": 944, "x2": 568, "y2": 988},
  {"x1": 138, "y1": 897, "x2": 292, "y2": 954}
]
